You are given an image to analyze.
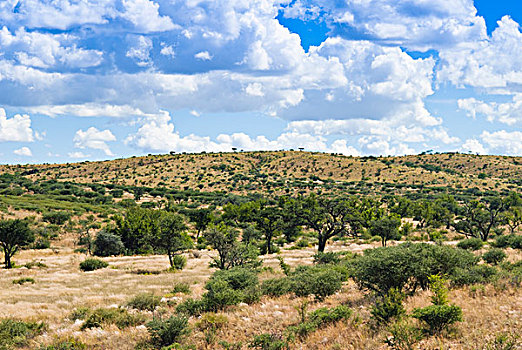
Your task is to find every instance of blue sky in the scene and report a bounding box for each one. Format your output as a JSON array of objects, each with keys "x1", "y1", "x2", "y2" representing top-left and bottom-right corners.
[{"x1": 1, "y1": 0, "x2": 522, "y2": 164}]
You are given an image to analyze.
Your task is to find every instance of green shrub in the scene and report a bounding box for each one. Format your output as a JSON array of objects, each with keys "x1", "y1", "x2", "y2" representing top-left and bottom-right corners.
[
  {"x1": 12, "y1": 277, "x2": 35, "y2": 285},
  {"x1": 42, "y1": 211, "x2": 71, "y2": 225},
  {"x1": 33, "y1": 238, "x2": 51, "y2": 249},
  {"x1": 313, "y1": 252, "x2": 341, "y2": 265},
  {"x1": 93, "y1": 231, "x2": 124, "y2": 257},
  {"x1": 456, "y1": 238, "x2": 484, "y2": 250},
  {"x1": 307, "y1": 305, "x2": 352, "y2": 327},
  {"x1": 171, "y1": 282, "x2": 191, "y2": 295},
  {"x1": 39, "y1": 338, "x2": 86, "y2": 350},
  {"x1": 248, "y1": 333, "x2": 289, "y2": 350},
  {"x1": 203, "y1": 279, "x2": 243, "y2": 312},
  {"x1": 24, "y1": 261, "x2": 47, "y2": 269},
  {"x1": 146, "y1": 316, "x2": 190, "y2": 347},
  {"x1": 69, "y1": 307, "x2": 90, "y2": 321},
  {"x1": 0, "y1": 319, "x2": 46, "y2": 350},
  {"x1": 209, "y1": 268, "x2": 259, "y2": 291},
  {"x1": 412, "y1": 304, "x2": 462, "y2": 334},
  {"x1": 384, "y1": 319, "x2": 423, "y2": 350},
  {"x1": 289, "y1": 266, "x2": 343, "y2": 301},
  {"x1": 450, "y1": 265, "x2": 498, "y2": 286},
  {"x1": 483, "y1": 248, "x2": 507, "y2": 265},
  {"x1": 353, "y1": 243, "x2": 477, "y2": 295},
  {"x1": 494, "y1": 234, "x2": 522, "y2": 249},
  {"x1": 175, "y1": 298, "x2": 205, "y2": 316},
  {"x1": 79, "y1": 258, "x2": 108, "y2": 271},
  {"x1": 171, "y1": 255, "x2": 187, "y2": 270},
  {"x1": 412, "y1": 274, "x2": 462, "y2": 334},
  {"x1": 80, "y1": 308, "x2": 145, "y2": 330},
  {"x1": 126, "y1": 293, "x2": 162, "y2": 311},
  {"x1": 261, "y1": 278, "x2": 292, "y2": 297},
  {"x1": 371, "y1": 288, "x2": 406, "y2": 326}
]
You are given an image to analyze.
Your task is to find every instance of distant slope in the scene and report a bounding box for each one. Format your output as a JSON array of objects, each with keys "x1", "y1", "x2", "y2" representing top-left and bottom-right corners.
[{"x1": 1, "y1": 151, "x2": 521, "y2": 197}]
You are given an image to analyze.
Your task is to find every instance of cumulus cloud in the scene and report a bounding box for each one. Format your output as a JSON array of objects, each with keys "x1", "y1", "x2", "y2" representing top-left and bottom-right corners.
[
  {"x1": 438, "y1": 16, "x2": 522, "y2": 91},
  {"x1": 0, "y1": 26, "x2": 103, "y2": 69},
  {"x1": 73, "y1": 127, "x2": 117, "y2": 156},
  {"x1": 121, "y1": 0, "x2": 177, "y2": 33},
  {"x1": 0, "y1": 108, "x2": 34, "y2": 142},
  {"x1": 481, "y1": 130, "x2": 522, "y2": 155},
  {"x1": 461, "y1": 138, "x2": 487, "y2": 154},
  {"x1": 458, "y1": 94, "x2": 522, "y2": 125},
  {"x1": 13, "y1": 146, "x2": 32, "y2": 156}
]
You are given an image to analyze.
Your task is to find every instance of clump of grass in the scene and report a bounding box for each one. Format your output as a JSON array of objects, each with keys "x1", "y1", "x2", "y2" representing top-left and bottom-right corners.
[
  {"x1": 0, "y1": 318, "x2": 46, "y2": 349},
  {"x1": 79, "y1": 258, "x2": 108, "y2": 272},
  {"x1": 12, "y1": 277, "x2": 35, "y2": 285},
  {"x1": 24, "y1": 261, "x2": 47, "y2": 269},
  {"x1": 171, "y1": 282, "x2": 191, "y2": 295},
  {"x1": 80, "y1": 308, "x2": 146, "y2": 330},
  {"x1": 126, "y1": 293, "x2": 162, "y2": 312},
  {"x1": 132, "y1": 269, "x2": 161, "y2": 275}
]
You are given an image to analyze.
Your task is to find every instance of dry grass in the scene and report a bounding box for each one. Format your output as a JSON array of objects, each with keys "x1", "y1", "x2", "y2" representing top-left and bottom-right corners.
[{"x1": 1, "y1": 240, "x2": 520, "y2": 349}]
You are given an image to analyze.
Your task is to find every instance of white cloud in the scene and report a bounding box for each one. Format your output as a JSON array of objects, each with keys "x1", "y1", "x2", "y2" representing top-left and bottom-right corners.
[
  {"x1": 73, "y1": 127, "x2": 117, "y2": 156},
  {"x1": 26, "y1": 103, "x2": 164, "y2": 119},
  {"x1": 461, "y1": 138, "x2": 487, "y2": 154},
  {"x1": 121, "y1": 0, "x2": 177, "y2": 33},
  {"x1": 0, "y1": 108, "x2": 34, "y2": 142},
  {"x1": 68, "y1": 151, "x2": 90, "y2": 158},
  {"x1": 481, "y1": 130, "x2": 522, "y2": 155},
  {"x1": 0, "y1": 26, "x2": 103, "y2": 69},
  {"x1": 13, "y1": 146, "x2": 32, "y2": 157},
  {"x1": 194, "y1": 51, "x2": 212, "y2": 61},
  {"x1": 126, "y1": 36, "x2": 153, "y2": 66},
  {"x1": 458, "y1": 94, "x2": 522, "y2": 125},
  {"x1": 160, "y1": 44, "x2": 175, "y2": 58},
  {"x1": 438, "y1": 16, "x2": 522, "y2": 91},
  {"x1": 283, "y1": 0, "x2": 486, "y2": 51}
]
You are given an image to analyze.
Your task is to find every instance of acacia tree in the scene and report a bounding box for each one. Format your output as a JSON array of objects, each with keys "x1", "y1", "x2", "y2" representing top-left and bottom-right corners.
[
  {"x1": 296, "y1": 194, "x2": 359, "y2": 252},
  {"x1": 370, "y1": 215, "x2": 402, "y2": 247},
  {"x1": 203, "y1": 223, "x2": 259, "y2": 269},
  {"x1": 156, "y1": 212, "x2": 192, "y2": 268},
  {"x1": 0, "y1": 219, "x2": 34, "y2": 269},
  {"x1": 453, "y1": 197, "x2": 506, "y2": 241}
]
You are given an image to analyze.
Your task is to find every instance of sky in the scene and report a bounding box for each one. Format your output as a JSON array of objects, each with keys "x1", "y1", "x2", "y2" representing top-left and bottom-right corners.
[{"x1": 1, "y1": 0, "x2": 522, "y2": 164}]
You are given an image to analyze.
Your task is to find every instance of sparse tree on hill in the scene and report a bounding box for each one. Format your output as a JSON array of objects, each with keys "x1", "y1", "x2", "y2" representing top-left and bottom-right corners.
[{"x1": 0, "y1": 219, "x2": 34, "y2": 269}]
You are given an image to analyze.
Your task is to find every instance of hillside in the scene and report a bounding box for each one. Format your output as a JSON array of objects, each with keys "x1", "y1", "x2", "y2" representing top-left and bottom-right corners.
[{"x1": 1, "y1": 151, "x2": 521, "y2": 198}]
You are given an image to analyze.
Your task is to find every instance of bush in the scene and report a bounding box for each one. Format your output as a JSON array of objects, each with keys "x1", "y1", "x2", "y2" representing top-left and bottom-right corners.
[
  {"x1": 42, "y1": 211, "x2": 71, "y2": 225},
  {"x1": 307, "y1": 305, "x2": 352, "y2": 327},
  {"x1": 289, "y1": 266, "x2": 343, "y2": 301},
  {"x1": 412, "y1": 274, "x2": 462, "y2": 334},
  {"x1": 146, "y1": 316, "x2": 190, "y2": 347},
  {"x1": 79, "y1": 258, "x2": 108, "y2": 271},
  {"x1": 39, "y1": 338, "x2": 86, "y2": 350},
  {"x1": 12, "y1": 277, "x2": 35, "y2": 285},
  {"x1": 171, "y1": 255, "x2": 187, "y2": 270},
  {"x1": 81, "y1": 308, "x2": 145, "y2": 330},
  {"x1": 203, "y1": 279, "x2": 243, "y2": 311},
  {"x1": 352, "y1": 243, "x2": 478, "y2": 295},
  {"x1": 249, "y1": 333, "x2": 289, "y2": 350},
  {"x1": 371, "y1": 288, "x2": 406, "y2": 326},
  {"x1": 456, "y1": 238, "x2": 484, "y2": 251},
  {"x1": 483, "y1": 248, "x2": 507, "y2": 265},
  {"x1": 261, "y1": 278, "x2": 292, "y2": 297},
  {"x1": 313, "y1": 252, "x2": 341, "y2": 265},
  {"x1": 384, "y1": 319, "x2": 423, "y2": 350},
  {"x1": 33, "y1": 238, "x2": 51, "y2": 249},
  {"x1": 412, "y1": 304, "x2": 462, "y2": 334},
  {"x1": 171, "y1": 282, "x2": 191, "y2": 295},
  {"x1": 494, "y1": 234, "x2": 522, "y2": 249},
  {"x1": 0, "y1": 319, "x2": 45, "y2": 350},
  {"x1": 93, "y1": 231, "x2": 124, "y2": 257},
  {"x1": 175, "y1": 298, "x2": 206, "y2": 316},
  {"x1": 450, "y1": 265, "x2": 498, "y2": 286},
  {"x1": 69, "y1": 307, "x2": 90, "y2": 321},
  {"x1": 126, "y1": 293, "x2": 162, "y2": 311}
]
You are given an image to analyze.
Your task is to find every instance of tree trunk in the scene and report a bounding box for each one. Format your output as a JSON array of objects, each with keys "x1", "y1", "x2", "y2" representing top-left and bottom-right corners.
[
  {"x1": 168, "y1": 251, "x2": 173, "y2": 268},
  {"x1": 318, "y1": 236, "x2": 327, "y2": 252},
  {"x1": 4, "y1": 249, "x2": 12, "y2": 269}
]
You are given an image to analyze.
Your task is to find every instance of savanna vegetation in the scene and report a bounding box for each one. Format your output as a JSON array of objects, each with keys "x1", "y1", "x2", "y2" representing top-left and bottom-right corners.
[{"x1": 0, "y1": 151, "x2": 520, "y2": 349}]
